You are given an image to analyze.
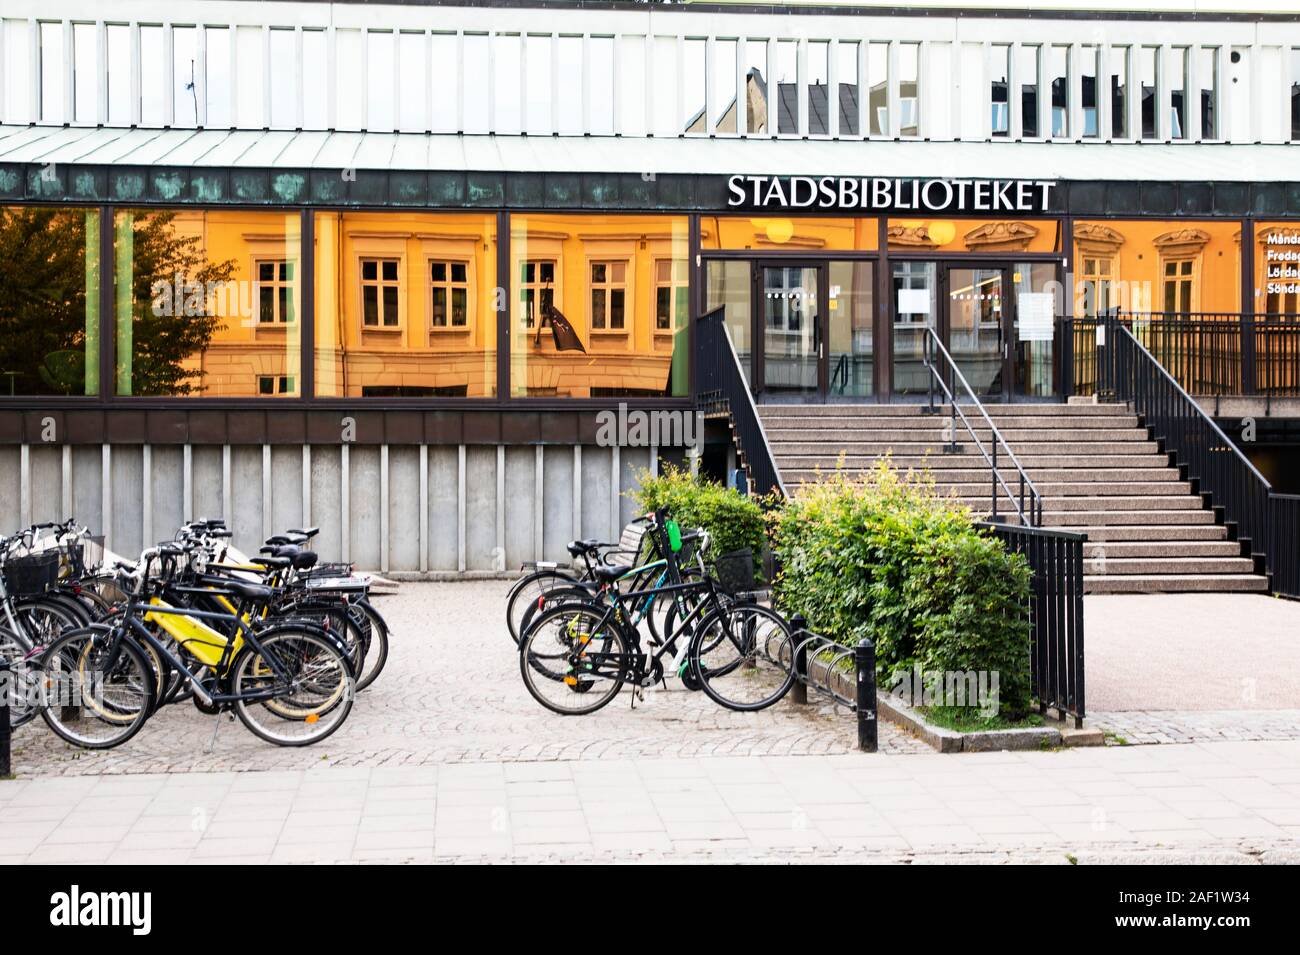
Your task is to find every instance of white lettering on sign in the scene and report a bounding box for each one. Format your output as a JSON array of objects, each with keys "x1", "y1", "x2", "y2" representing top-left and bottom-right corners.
[{"x1": 726, "y1": 175, "x2": 1056, "y2": 214}]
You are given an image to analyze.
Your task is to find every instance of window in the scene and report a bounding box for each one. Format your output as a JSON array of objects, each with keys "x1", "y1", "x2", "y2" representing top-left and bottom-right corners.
[
  {"x1": 1080, "y1": 256, "x2": 1118, "y2": 316},
  {"x1": 685, "y1": 38, "x2": 707, "y2": 134},
  {"x1": 1198, "y1": 48, "x2": 1219, "y2": 140},
  {"x1": 1163, "y1": 258, "x2": 1195, "y2": 314},
  {"x1": 837, "y1": 42, "x2": 861, "y2": 136},
  {"x1": 520, "y1": 261, "x2": 556, "y2": 329},
  {"x1": 114, "y1": 209, "x2": 301, "y2": 397},
  {"x1": 1019, "y1": 45, "x2": 1041, "y2": 137},
  {"x1": 807, "y1": 41, "x2": 829, "y2": 134},
  {"x1": 775, "y1": 39, "x2": 798, "y2": 134},
  {"x1": 258, "y1": 375, "x2": 295, "y2": 395},
  {"x1": 511, "y1": 215, "x2": 689, "y2": 398},
  {"x1": 107, "y1": 24, "x2": 132, "y2": 125},
  {"x1": 39, "y1": 22, "x2": 64, "y2": 123},
  {"x1": 1292, "y1": 49, "x2": 1300, "y2": 141},
  {"x1": 1048, "y1": 45, "x2": 1069, "y2": 137},
  {"x1": 899, "y1": 43, "x2": 920, "y2": 136},
  {"x1": 1140, "y1": 47, "x2": 1159, "y2": 139},
  {"x1": 0, "y1": 206, "x2": 101, "y2": 395},
  {"x1": 1170, "y1": 47, "x2": 1189, "y2": 139},
  {"x1": 589, "y1": 262, "x2": 627, "y2": 332},
  {"x1": 255, "y1": 260, "x2": 295, "y2": 325},
  {"x1": 655, "y1": 260, "x2": 689, "y2": 334},
  {"x1": 1081, "y1": 46, "x2": 1099, "y2": 138},
  {"x1": 315, "y1": 212, "x2": 497, "y2": 398},
  {"x1": 1109, "y1": 46, "x2": 1130, "y2": 138},
  {"x1": 361, "y1": 259, "x2": 400, "y2": 328},
  {"x1": 869, "y1": 42, "x2": 889, "y2": 135},
  {"x1": 991, "y1": 44, "x2": 1011, "y2": 137},
  {"x1": 430, "y1": 261, "x2": 470, "y2": 328},
  {"x1": 204, "y1": 27, "x2": 231, "y2": 127},
  {"x1": 73, "y1": 23, "x2": 97, "y2": 124},
  {"x1": 714, "y1": 39, "x2": 738, "y2": 133},
  {"x1": 744, "y1": 40, "x2": 768, "y2": 135}
]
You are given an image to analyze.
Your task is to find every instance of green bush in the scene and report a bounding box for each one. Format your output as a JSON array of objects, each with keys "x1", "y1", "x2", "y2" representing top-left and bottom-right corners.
[
  {"x1": 769, "y1": 462, "x2": 1034, "y2": 720},
  {"x1": 630, "y1": 466, "x2": 766, "y2": 575}
]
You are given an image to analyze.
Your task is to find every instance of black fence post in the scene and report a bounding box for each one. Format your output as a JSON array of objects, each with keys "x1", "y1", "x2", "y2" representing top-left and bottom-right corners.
[
  {"x1": 855, "y1": 639, "x2": 877, "y2": 753},
  {"x1": 790, "y1": 614, "x2": 808, "y2": 705},
  {"x1": 0, "y1": 658, "x2": 11, "y2": 778}
]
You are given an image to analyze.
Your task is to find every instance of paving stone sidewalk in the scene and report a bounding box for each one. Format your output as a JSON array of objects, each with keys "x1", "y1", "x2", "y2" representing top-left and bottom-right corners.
[
  {"x1": 10, "y1": 581, "x2": 928, "y2": 777},
  {"x1": 3, "y1": 742, "x2": 1298, "y2": 864}
]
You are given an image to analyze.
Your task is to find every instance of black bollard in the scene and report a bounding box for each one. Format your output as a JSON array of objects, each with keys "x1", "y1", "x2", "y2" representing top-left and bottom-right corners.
[
  {"x1": 855, "y1": 638, "x2": 877, "y2": 753},
  {"x1": 789, "y1": 615, "x2": 808, "y2": 705}
]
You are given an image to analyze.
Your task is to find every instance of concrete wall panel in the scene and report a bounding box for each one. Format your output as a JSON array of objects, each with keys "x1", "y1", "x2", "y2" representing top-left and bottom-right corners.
[
  {"x1": 465, "y1": 446, "x2": 497, "y2": 571},
  {"x1": 388, "y1": 446, "x2": 420, "y2": 572},
  {"x1": 348, "y1": 446, "x2": 382, "y2": 571}
]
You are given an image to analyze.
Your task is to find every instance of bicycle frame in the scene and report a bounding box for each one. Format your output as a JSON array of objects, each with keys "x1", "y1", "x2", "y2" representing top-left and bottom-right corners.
[{"x1": 108, "y1": 601, "x2": 297, "y2": 707}]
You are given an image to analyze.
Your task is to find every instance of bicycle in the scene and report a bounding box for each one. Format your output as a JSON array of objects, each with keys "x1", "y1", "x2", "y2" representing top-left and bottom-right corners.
[
  {"x1": 517, "y1": 509, "x2": 796, "y2": 715},
  {"x1": 38, "y1": 542, "x2": 357, "y2": 749}
]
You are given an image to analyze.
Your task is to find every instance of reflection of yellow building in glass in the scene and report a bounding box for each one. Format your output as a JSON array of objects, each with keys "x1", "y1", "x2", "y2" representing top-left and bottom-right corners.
[
  {"x1": 511, "y1": 214, "x2": 689, "y2": 398},
  {"x1": 114, "y1": 209, "x2": 302, "y2": 397},
  {"x1": 313, "y1": 212, "x2": 498, "y2": 398}
]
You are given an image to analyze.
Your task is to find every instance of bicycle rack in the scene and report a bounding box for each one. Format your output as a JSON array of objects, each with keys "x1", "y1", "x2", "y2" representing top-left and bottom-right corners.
[{"x1": 788, "y1": 614, "x2": 877, "y2": 753}]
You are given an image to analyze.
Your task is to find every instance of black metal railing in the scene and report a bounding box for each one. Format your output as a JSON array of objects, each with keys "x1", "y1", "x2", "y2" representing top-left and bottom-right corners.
[
  {"x1": 921, "y1": 328, "x2": 1043, "y2": 526},
  {"x1": 1066, "y1": 311, "x2": 1300, "y2": 401},
  {"x1": 1097, "y1": 313, "x2": 1300, "y2": 599},
  {"x1": 978, "y1": 521, "x2": 1087, "y2": 724},
  {"x1": 696, "y1": 307, "x2": 787, "y2": 498}
]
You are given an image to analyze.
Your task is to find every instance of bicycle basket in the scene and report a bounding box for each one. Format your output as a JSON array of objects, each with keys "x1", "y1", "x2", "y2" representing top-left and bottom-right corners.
[
  {"x1": 713, "y1": 549, "x2": 755, "y2": 595},
  {"x1": 67, "y1": 535, "x2": 106, "y2": 575},
  {"x1": 3, "y1": 551, "x2": 61, "y2": 596}
]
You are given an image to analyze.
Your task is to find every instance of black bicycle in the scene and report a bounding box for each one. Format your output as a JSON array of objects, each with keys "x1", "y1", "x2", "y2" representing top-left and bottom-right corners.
[{"x1": 517, "y1": 510, "x2": 796, "y2": 715}]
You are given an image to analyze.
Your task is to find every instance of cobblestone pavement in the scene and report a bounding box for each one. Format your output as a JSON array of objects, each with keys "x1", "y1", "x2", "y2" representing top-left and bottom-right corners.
[
  {"x1": 3, "y1": 744, "x2": 1298, "y2": 864},
  {"x1": 1090, "y1": 711, "x2": 1300, "y2": 745},
  {"x1": 12, "y1": 581, "x2": 928, "y2": 776}
]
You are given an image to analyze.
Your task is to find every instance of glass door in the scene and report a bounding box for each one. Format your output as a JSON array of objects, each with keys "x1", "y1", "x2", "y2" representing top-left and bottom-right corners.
[
  {"x1": 946, "y1": 266, "x2": 1008, "y2": 397},
  {"x1": 760, "y1": 264, "x2": 822, "y2": 399},
  {"x1": 892, "y1": 261, "x2": 938, "y2": 395},
  {"x1": 1011, "y1": 262, "x2": 1057, "y2": 398},
  {"x1": 827, "y1": 261, "x2": 875, "y2": 398}
]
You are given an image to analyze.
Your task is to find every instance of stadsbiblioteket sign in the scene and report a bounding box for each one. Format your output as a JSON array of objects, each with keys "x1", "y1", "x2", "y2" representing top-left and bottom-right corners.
[{"x1": 726, "y1": 175, "x2": 1058, "y2": 214}]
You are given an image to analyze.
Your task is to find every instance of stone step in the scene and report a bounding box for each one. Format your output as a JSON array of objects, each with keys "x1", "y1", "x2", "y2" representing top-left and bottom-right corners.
[
  {"x1": 950, "y1": 495, "x2": 1202, "y2": 512},
  {"x1": 1069, "y1": 524, "x2": 1229, "y2": 542},
  {"x1": 781, "y1": 466, "x2": 1185, "y2": 485},
  {"x1": 774, "y1": 453, "x2": 1171, "y2": 470},
  {"x1": 759, "y1": 415, "x2": 1141, "y2": 432},
  {"x1": 1084, "y1": 574, "x2": 1270, "y2": 594},
  {"x1": 1045, "y1": 509, "x2": 1216, "y2": 526},
  {"x1": 936, "y1": 480, "x2": 1192, "y2": 497},
  {"x1": 768, "y1": 440, "x2": 1160, "y2": 457},
  {"x1": 1082, "y1": 540, "x2": 1243, "y2": 558},
  {"x1": 1083, "y1": 556, "x2": 1257, "y2": 575},
  {"x1": 758, "y1": 403, "x2": 1132, "y2": 417},
  {"x1": 765, "y1": 426, "x2": 1150, "y2": 443}
]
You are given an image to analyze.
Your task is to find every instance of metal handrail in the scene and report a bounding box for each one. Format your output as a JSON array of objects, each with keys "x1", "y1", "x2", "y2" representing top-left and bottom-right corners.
[
  {"x1": 921, "y1": 328, "x2": 1043, "y2": 526},
  {"x1": 1108, "y1": 317, "x2": 1272, "y2": 490},
  {"x1": 696, "y1": 307, "x2": 788, "y2": 498}
]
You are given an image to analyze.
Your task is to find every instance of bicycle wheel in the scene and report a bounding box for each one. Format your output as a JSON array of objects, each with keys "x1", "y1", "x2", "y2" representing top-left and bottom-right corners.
[
  {"x1": 519, "y1": 603, "x2": 628, "y2": 716},
  {"x1": 39, "y1": 627, "x2": 155, "y2": 749},
  {"x1": 231, "y1": 627, "x2": 355, "y2": 746},
  {"x1": 351, "y1": 598, "x2": 389, "y2": 690},
  {"x1": 0, "y1": 626, "x2": 39, "y2": 729},
  {"x1": 13, "y1": 596, "x2": 82, "y2": 649},
  {"x1": 507, "y1": 569, "x2": 579, "y2": 645},
  {"x1": 688, "y1": 604, "x2": 797, "y2": 712}
]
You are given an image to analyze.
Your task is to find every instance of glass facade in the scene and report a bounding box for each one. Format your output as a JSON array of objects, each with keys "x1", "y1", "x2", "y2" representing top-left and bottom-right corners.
[
  {"x1": 113, "y1": 209, "x2": 301, "y2": 397},
  {"x1": 509, "y1": 214, "x2": 689, "y2": 398},
  {"x1": 0, "y1": 206, "x2": 101, "y2": 396},
  {"x1": 314, "y1": 212, "x2": 497, "y2": 398}
]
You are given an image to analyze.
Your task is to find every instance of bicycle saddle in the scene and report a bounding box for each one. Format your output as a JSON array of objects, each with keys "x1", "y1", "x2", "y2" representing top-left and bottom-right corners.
[
  {"x1": 251, "y1": 556, "x2": 291, "y2": 570},
  {"x1": 566, "y1": 538, "x2": 602, "y2": 557},
  {"x1": 591, "y1": 563, "x2": 631, "y2": 584},
  {"x1": 198, "y1": 575, "x2": 274, "y2": 602},
  {"x1": 287, "y1": 527, "x2": 320, "y2": 539}
]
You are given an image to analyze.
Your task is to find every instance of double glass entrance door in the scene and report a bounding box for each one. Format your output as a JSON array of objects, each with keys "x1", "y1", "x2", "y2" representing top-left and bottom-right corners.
[
  {"x1": 758, "y1": 262, "x2": 875, "y2": 400},
  {"x1": 893, "y1": 261, "x2": 1056, "y2": 399}
]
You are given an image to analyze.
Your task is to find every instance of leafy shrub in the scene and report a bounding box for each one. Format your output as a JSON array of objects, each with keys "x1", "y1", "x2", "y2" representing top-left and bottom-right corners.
[
  {"x1": 769, "y1": 462, "x2": 1034, "y2": 719},
  {"x1": 631, "y1": 466, "x2": 766, "y2": 575}
]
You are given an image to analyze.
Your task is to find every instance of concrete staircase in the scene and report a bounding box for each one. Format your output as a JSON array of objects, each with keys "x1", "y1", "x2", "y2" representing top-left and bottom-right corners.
[{"x1": 758, "y1": 402, "x2": 1268, "y2": 595}]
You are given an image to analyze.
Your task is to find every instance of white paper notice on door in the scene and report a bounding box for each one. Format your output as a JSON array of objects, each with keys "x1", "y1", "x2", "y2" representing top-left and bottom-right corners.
[
  {"x1": 897, "y1": 289, "x2": 931, "y2": 315},
  {"x1": 1017, "y1": 292, "x2": 1055, "y2": 341}
]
